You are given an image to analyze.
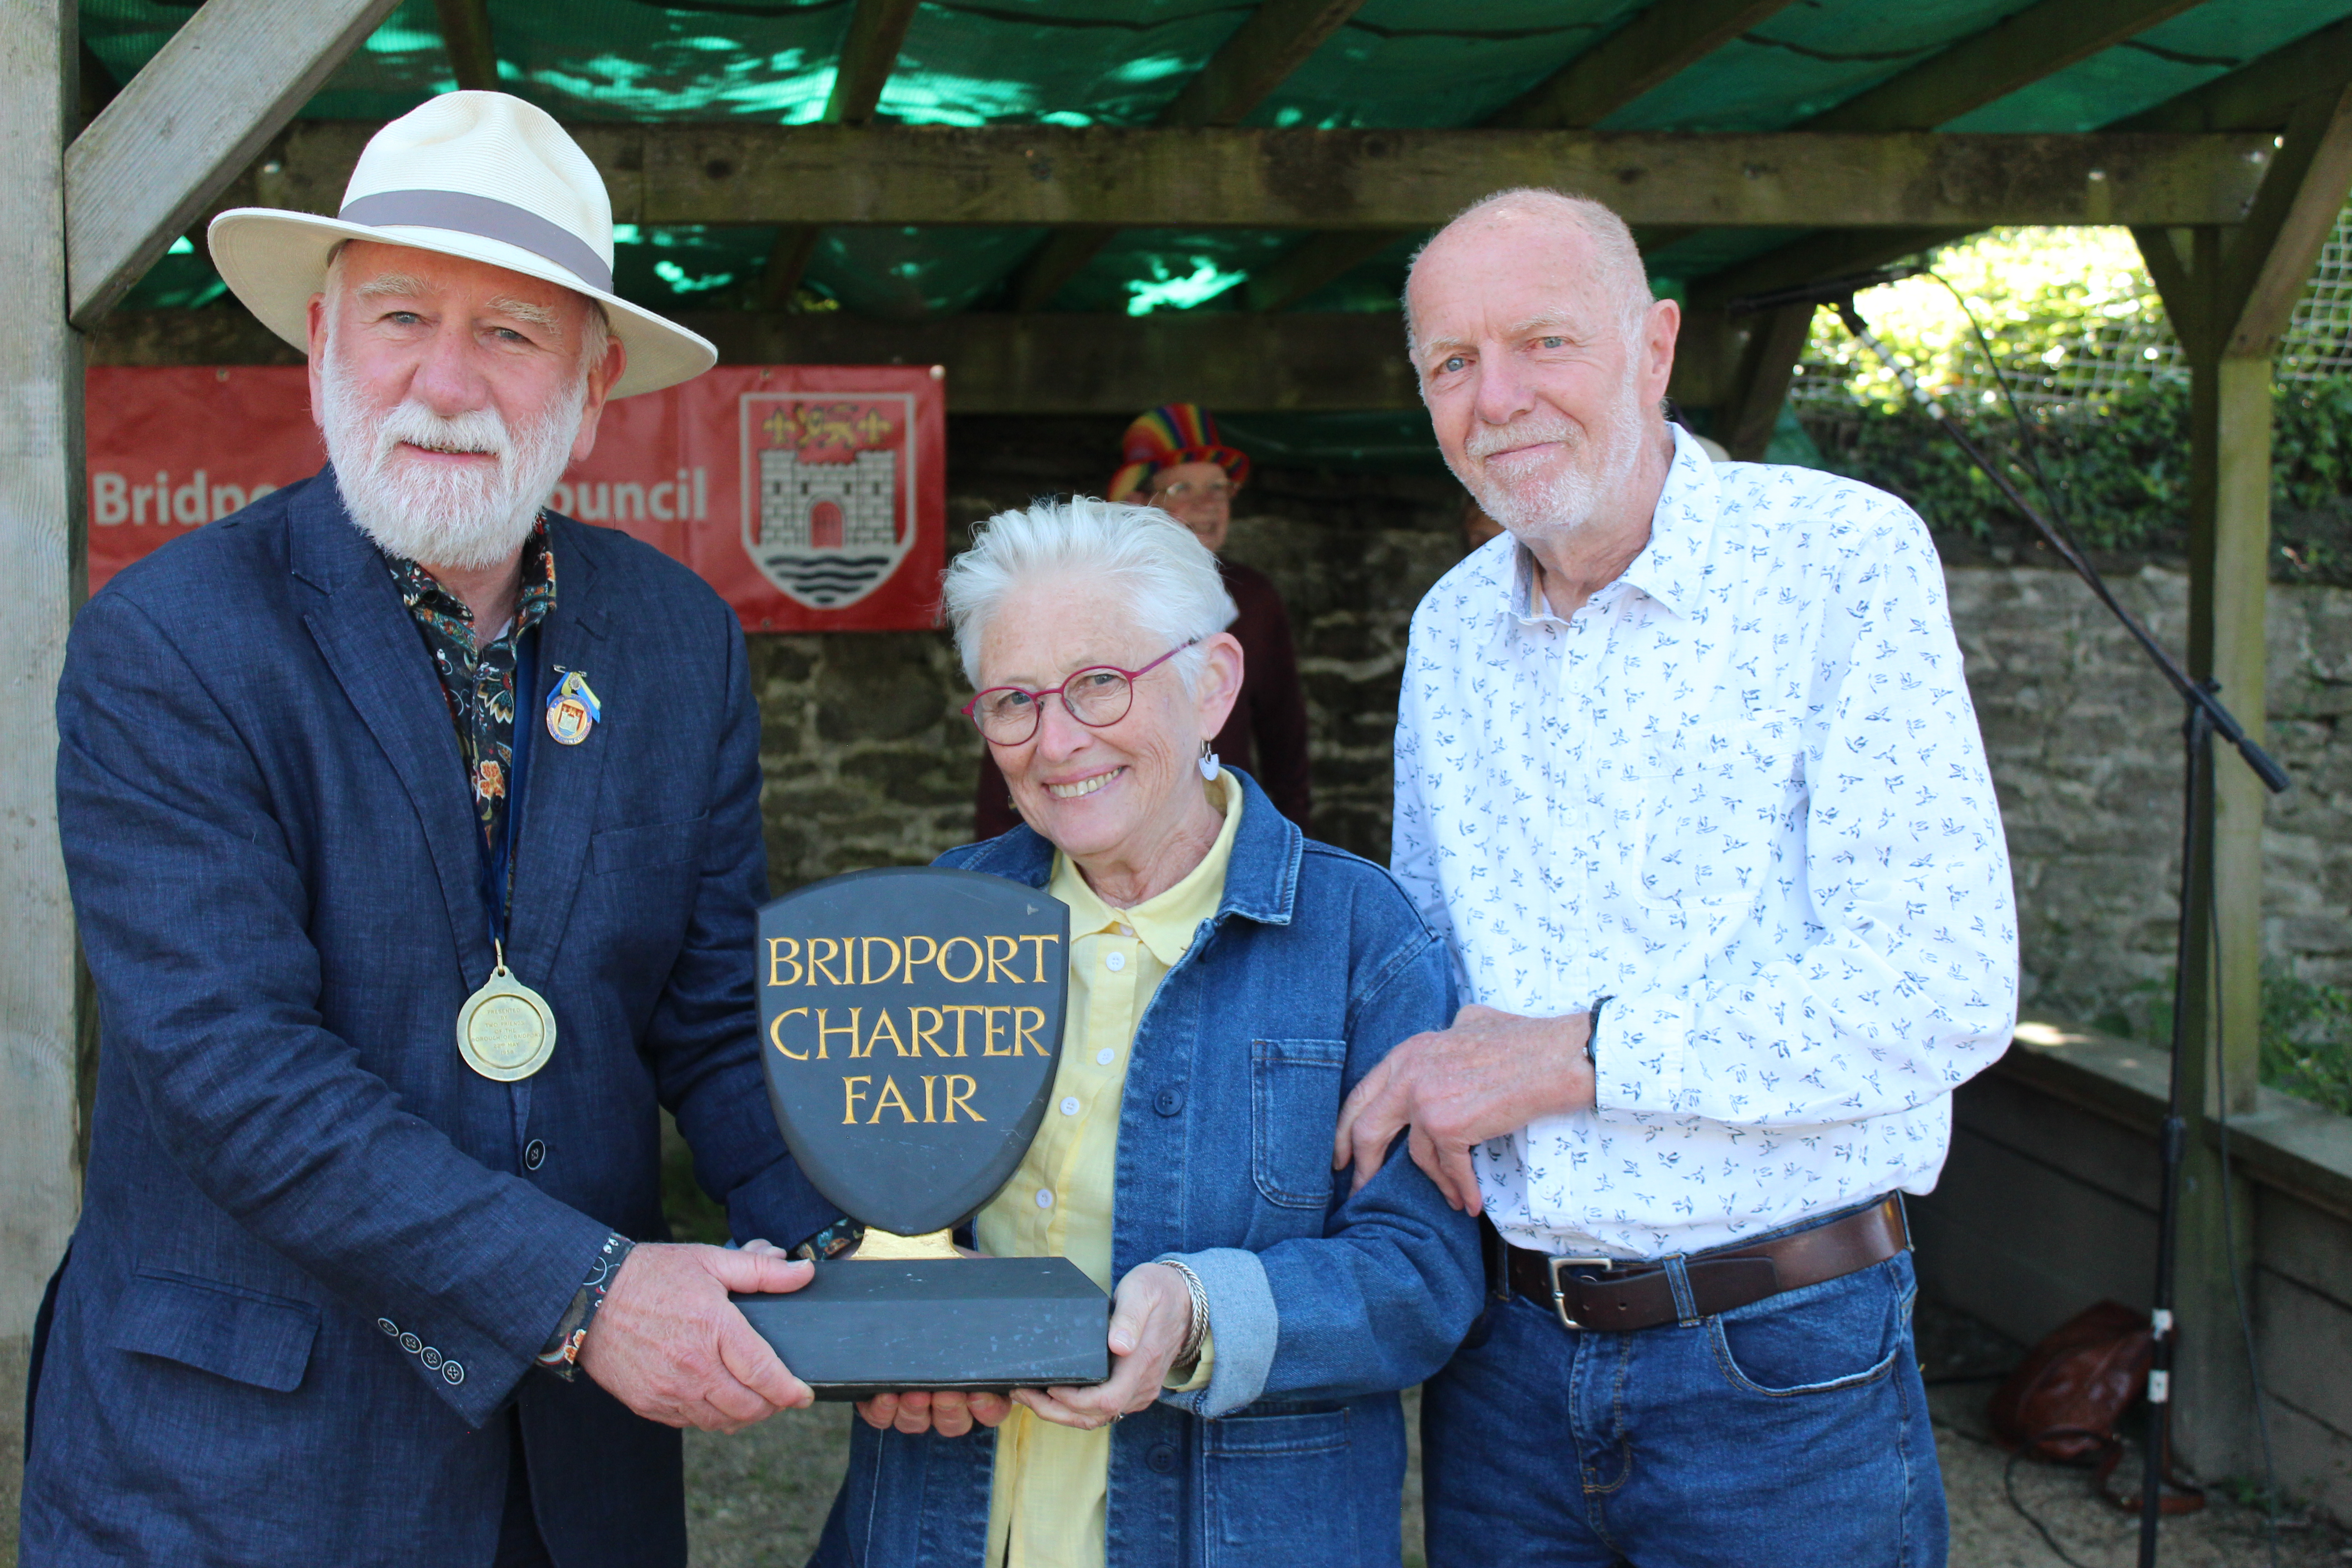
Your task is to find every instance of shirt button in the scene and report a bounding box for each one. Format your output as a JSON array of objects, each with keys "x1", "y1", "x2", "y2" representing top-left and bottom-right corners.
[
  {"x1": 1095, "y1": 1048, "x2": 1115, "y2": 1066},
  {"x1": 1035, "y1": 1188, "x2": 1054, "y2": 1209},
  {"x1": 1155, "y1": 1087, "x2": 1186, "y2": 1117},
  {"x1": 1104, "y1": 951, "x2": 1127, "y2": 972},
  {"x1": 524, "y1": 1139, "x2": 546, "y2": 1171},
  {"x1": 1060, "y1": 1096, "x2": 1081, "y2": 1116},
  {"x1": 1147, "y1": 1444, "x2": 1178, "y2": 1473}
]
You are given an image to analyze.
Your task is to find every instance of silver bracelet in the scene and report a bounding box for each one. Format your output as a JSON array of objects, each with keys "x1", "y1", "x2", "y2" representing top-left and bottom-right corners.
[{"x1": 1162, "y1": 1258, "x2": 1210, "y2": 1369}]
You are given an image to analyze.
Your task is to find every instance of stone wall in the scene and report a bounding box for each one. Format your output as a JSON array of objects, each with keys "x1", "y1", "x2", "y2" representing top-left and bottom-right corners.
[{"x1": 756, "y1": 421, "x2": 2352, "y2": 1028}]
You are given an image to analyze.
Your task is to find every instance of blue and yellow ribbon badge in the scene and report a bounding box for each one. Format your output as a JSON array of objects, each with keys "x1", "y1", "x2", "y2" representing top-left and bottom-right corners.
[{"x1": 545, "y1": 669, "x2": 603, "y2": 747}]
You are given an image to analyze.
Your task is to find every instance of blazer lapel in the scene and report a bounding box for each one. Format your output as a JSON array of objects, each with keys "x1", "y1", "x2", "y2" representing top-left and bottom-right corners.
[
  {"x1": 293, "y1": 480, "x2": 496, "y2": 984},
  {"x1": 504, "y1": 518, "x2": 611, "y2": 982}
]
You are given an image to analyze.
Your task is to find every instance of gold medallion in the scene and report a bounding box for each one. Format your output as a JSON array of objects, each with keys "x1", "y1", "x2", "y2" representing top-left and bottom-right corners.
[{"x1": 457, "y1": 946, "x2": 557, "y2": 1081}]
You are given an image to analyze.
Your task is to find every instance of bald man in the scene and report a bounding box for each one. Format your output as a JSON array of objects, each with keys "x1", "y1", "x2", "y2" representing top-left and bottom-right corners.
[{"x1": 1333, "y1": 188, "x2": 2016, "y2": 1565}]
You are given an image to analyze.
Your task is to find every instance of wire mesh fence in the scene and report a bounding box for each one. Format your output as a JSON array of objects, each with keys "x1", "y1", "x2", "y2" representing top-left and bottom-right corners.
[{"x1": 1788, "y1": 206, "x2": 2352, "y2": 412}]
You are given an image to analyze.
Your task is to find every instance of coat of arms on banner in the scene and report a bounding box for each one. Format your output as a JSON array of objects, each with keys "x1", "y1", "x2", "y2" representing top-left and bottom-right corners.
[{"x1": 739, "y1": 393, "x2": 918, "y2": 609}]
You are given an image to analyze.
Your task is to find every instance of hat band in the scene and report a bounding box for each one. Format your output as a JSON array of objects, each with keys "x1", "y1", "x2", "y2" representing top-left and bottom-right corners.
[{"x1": 337, "y1": 190, "x2": 613, "y2": 294}]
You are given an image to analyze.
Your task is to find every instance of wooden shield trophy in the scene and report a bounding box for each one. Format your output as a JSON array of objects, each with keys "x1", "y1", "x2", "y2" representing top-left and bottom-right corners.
[{"x1": 732, "y1": 867, "x2": 1108, "y2": 1397}]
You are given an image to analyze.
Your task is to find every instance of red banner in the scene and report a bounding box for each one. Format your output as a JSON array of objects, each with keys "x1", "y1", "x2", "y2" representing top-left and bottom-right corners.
[{"x1": 84, "y1": 365, "x2": 947, "y2": 632}]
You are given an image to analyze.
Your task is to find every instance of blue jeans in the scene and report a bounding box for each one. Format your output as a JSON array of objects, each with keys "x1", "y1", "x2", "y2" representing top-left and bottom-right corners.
[{"x1": 1422, "y1": 1227, "x2": 1945, "y2": 1568}]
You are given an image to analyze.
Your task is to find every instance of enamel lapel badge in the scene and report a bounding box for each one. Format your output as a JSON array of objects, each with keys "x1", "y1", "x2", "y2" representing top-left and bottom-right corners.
[{"x1": 546, "y1": 669, "x2": 601, "y2": 746}]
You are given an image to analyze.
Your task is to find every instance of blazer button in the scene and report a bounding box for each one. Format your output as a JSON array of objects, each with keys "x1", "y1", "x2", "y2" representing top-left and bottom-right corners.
[
  {"x1": 1154, "y1": 1087, "x2": 1186, "y2": 1117},
  {"x1": 400, "y1": 1333, "x2": 422, "y2": 1355},
  {"x1": 421, "y1": 1347, "x2": 444, "y2": 1370},
  {"x1": 377, "y1": 1318, "x2": 399, "y2": 1337},
  {"x1": 443, "y1": 1362, "x2": 466, "y2": 1386},
  {"x1": 1147, "y1": 1444, "x2": 1177, "y2": 1474},
  {"x1": 524, "y1": 1139, "x2": 547, "y2": 1171}
]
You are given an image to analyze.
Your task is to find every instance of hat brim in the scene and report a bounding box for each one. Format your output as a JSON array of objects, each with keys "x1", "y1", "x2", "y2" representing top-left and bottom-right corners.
[
  {"x1": 207, "y1": 208, "x2": 716, "y2": 399},
  {"x1": 1108, "y1": 444, "x2": 1250, "y2": 503}
]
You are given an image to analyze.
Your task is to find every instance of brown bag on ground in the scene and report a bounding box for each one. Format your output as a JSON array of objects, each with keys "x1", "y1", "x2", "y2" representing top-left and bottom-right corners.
[{"x1": 1988, "y1": 1299, "x2": 2153, "y2": 1464}]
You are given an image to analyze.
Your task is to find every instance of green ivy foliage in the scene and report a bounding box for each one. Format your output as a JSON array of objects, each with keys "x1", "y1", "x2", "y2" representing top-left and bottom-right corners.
[{"x1": 1798, "y1": 376, "x2": 2352, "y2": 583}]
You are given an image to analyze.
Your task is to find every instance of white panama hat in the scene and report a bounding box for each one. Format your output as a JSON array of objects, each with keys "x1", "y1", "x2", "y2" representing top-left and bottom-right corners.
[{"x1": 208, "y1": 91, "x2": 715, "y2": 398}]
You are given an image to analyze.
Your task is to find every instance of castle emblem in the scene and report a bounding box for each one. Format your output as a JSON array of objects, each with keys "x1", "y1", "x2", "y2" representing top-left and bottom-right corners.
[{"x1": 738, "y1": 393, "x2": 917, "y2": 609}]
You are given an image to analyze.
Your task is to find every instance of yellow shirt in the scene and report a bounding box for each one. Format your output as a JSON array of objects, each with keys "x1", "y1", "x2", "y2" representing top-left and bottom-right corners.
[{"x1": 978, "y1": 774, "x2": 1243, "y2": 1568}]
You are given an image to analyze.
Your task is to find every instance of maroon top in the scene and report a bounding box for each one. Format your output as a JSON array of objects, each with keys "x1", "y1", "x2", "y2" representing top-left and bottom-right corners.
[{"x1": 974, "y1": 558, "x2": 1313, "y2": 839}]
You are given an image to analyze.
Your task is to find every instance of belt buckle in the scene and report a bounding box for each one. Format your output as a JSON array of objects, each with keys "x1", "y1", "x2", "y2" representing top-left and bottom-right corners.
[{"x1": 1545, "y1": 1255, "x2": 1615, "y2": 1331}]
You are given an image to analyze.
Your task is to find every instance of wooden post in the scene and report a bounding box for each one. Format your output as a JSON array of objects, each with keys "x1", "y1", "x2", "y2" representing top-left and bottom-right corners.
[
  {"x1": 2132, "y1": 79, "x2": 2352, "y2": 1483},
  {"x1": 0, "y1": 0, "x2": 90, "y2": 1486}
]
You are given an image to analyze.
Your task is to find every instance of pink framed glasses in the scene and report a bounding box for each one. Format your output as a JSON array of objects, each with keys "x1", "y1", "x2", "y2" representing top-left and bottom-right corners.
[{"x1": 963, "y1": 639, "x2": 1198, "y2": 745}]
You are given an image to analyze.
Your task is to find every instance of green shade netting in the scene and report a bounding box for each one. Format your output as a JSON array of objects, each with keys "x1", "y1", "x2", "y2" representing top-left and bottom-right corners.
[{"x1": 85, "y1": 0, "x2": 2352, "y2": 421}]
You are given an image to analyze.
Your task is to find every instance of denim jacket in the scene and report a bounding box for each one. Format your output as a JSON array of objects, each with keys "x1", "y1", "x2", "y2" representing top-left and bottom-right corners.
[{"x1": 810, "y1": 771, "x2": 1484, "y2": 1568}]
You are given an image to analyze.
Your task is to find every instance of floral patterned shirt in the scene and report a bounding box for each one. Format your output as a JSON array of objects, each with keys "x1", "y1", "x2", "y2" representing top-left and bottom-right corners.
[
  {"x1": 383, "y1": 526, "x2": 627, "y2": 1377},
  {"x1": 383, "y1": 523, "x2": 558, "y2": 849}
]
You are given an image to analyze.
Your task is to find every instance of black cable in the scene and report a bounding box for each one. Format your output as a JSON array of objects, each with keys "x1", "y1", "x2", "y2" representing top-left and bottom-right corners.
[
  {"x1": 2208, "y1": 861, "x2": 2285, "y2": 1568},
  {"x1": 2003, "y1": 1446, "x2": 2102, "y2": 1568},
  {"x1": 1925, "y1": 268, "x2": 2082, "y2": 551}
]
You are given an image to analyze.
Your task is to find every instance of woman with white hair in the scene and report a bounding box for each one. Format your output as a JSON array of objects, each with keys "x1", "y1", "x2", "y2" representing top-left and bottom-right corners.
[{"x1": 808, "y1": 498, "x2": 1483, "y2": 1568}]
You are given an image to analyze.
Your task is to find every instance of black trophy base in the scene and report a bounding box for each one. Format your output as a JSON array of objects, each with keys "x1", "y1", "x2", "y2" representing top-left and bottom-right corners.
[{"x1": 733, "y1": 1255, "x2": 1110, "y2": 1401}]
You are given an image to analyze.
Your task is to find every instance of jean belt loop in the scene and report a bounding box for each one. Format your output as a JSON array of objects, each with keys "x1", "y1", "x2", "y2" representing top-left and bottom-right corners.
[{"x1": 1663, "y1": 1254, "x2": 1701, "y2": 1327}]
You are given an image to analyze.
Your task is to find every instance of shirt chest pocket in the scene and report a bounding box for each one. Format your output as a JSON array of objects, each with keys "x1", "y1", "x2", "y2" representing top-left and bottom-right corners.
[
  {"x1": 1628, "y1": 715, "x2": 1802, "y2": 909},
  {"x1": 1251, "y1": 1038, "x2": 1348, "y2": 1209}
]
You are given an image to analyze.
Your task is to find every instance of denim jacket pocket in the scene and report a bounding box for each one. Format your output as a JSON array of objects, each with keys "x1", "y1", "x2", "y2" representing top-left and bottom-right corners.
[
  {"x1": 1250, "y1": 1038, "x2": 1348, "y2": 1209},
  {"x1": 1203, "y1": 1407, "x2": 1355, "y2": 1559}
]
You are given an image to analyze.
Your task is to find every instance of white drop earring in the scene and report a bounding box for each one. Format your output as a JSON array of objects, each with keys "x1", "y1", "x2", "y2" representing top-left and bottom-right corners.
[{"x1": 1197, "y1": 740, "x2": 1220, "y2": 781}]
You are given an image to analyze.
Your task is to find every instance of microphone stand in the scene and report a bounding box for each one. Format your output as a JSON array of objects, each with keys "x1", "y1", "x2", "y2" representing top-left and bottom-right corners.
[{"x1": 1727, "y1": 278, "x2": 2292, "y2": 1566}]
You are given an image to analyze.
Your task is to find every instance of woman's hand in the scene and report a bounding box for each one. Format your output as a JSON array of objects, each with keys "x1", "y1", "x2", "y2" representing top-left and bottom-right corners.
[
  {"x1": 1015, "y1": 1262, "x2": 1195, "y2": 1431},
  {"x1": 855, "y1": 1389, "x2": 1013, "y2": 1436}
]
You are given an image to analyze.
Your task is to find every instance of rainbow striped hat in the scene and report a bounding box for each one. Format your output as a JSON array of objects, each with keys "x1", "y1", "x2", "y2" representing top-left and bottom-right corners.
[{"x1": 1107, "y1": 404, "x2": 1251, "y2": 503}]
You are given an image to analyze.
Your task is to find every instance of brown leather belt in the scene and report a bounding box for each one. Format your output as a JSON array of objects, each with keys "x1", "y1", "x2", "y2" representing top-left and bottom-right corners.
[{"x1": 1500, "y1": 1196, "x2": 1909, "y2": 1333}]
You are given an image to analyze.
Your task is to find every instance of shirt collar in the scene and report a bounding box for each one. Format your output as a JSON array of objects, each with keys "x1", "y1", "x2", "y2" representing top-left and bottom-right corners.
[
  {"x1": 1049, "y1": 772, "x2": 1245, "y2": 969},
  {"x1": 1488, "y1": 423, "x2": 1720, "y2": 633},
  {"x1": 383, "y1": 519, "x2": 559, "y2": 637}
]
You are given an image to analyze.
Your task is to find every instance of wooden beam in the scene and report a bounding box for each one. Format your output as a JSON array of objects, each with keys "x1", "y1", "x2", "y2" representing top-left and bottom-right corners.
[
  {"x1": 432, "y1": 0, "x2": 498, "y2": 93},
  {"x1": 1259, "y1": 0, "x2": 1797, "y2": 314},
  {"x1": 768, "y1": 0, "x2": 918, "y2": 312},
  {"x1": 62, "y1": 0, "x2": 403, "y2": 327},
  {"x1": 1245, "y1": 230, "x2": 1402, "y2": 312},
  {"x1": 212, "y1": 122, "x2": 2276, "y2": 232},
  {"x1": 1806, "y1": 0, "x2": 2202, "y2": 132},
  {"x1": 1005, "y1": 0, "x2": 1364, "y2": 311},
  {"x1": 0, "y1": 0, "x2": 88, "y2": 1357},
  {"x1": 823, "y1": 0, "x2": 919, "y2": 126},
  {"x1": 92, "y1": 307, "x2": 1422, "y2": 413},
  {"x1": 2219, "y1": 83, "x2": 2352, "y2": 358},
  {"x1": 1157, "y1": 0, "x2": 1364, "y2": 130},
  {"x1": 1686, "y1": 226, "x2": 1970, "y2": 310},
  {"x1": 2115, "y1": 14, "x2": 2352, "y2": 133},
  {"x1": 758, "y1": 224, "x2": 823, "y2": 312},
  {"x1": 1489, "y1": 0, "x2": 1798, "y2": 130},
  {"x1": 1719, "y1": 302, "x2": 1814, "y2": 460}
]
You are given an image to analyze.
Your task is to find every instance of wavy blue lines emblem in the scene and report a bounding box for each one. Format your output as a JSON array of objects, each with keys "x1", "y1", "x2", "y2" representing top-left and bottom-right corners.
[{"x1": 758, "y1": 552, "x2": 897, "y2": 607}]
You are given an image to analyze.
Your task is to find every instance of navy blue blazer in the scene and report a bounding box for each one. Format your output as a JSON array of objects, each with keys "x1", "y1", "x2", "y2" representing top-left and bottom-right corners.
[{"x1": 22, "y1": 470, "x2": 835, "y2": 1567}]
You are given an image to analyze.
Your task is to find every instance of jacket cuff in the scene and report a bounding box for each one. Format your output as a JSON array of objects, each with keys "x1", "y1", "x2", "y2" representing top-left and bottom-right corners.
[
  {"x1": 1590, "y1": 990, "x2": 1694, "y2": 1116},
  {"x1": 1153, "y1": 1248, "x2": 1273, "y2": 1419}
]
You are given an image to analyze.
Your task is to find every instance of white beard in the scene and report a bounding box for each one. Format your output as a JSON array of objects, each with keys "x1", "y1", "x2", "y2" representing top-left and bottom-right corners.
[
  {"x1": 320, "y1": 341, "x2": 585, "y2": 570},
  {"x1": 1453, "y1": 375, "x2": 1652, "y2": 550}
]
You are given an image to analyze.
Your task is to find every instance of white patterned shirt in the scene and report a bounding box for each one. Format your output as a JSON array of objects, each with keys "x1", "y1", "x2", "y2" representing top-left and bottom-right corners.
[{"x1": 1392, "y1": 427, "x2": 2018, "y2": 1260}]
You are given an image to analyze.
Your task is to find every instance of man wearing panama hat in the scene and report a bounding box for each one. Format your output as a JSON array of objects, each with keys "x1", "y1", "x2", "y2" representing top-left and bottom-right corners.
[{"x1": 22, "y1": 93, "x2": 843, "y2": 1567}]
